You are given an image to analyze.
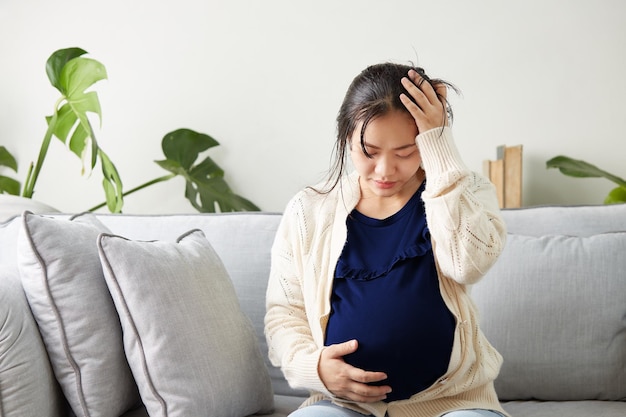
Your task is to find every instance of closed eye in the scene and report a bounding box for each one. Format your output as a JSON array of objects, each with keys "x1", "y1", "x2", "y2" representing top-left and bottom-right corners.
[{"x1": 397, "y1": 151, "x2": 416, "y2": 159}]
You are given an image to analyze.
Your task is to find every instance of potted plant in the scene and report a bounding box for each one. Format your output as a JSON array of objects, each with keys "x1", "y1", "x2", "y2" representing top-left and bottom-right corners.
[
  {"x1": 546, "y1": 155, "x2": 626, "y2": 204},
  {"x1": 0, "y1": 47, "x2": 259, "y2": 218}
]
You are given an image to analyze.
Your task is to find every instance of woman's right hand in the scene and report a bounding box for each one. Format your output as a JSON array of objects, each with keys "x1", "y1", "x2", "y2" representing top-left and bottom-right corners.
[
  {"x1": 400, "y1": 69, "x2": 448, "y2": 133},
  {"x1": 318, "y1": 339, "x2": 392, "y2": 403}
]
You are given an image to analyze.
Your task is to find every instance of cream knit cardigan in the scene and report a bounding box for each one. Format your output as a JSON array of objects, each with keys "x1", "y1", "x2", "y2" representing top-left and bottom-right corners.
[{"x1": 265, "y1": 127, "x2": 510, "y2": 417}]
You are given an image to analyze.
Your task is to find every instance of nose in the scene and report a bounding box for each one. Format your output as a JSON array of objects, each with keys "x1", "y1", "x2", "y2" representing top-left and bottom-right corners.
[{"x1": 374, "y1": 153, "x2": 395, "y2": 177}]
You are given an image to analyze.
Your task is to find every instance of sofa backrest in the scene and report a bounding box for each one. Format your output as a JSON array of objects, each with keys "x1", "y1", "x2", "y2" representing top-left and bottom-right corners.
[
  {"x1": 473, "y1": 203, "x2": 626, "y2": 402},
  {"x1": 95, "y1": 206, "x2": 626, "y2": 402},
  {"x1": 500, "y1": 203, "x2": 626, "y2": 236}
]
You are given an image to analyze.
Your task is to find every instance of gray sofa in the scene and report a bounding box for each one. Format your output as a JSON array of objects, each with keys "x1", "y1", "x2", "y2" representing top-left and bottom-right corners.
[{"x1": 0, "y1": 204, "x2": 625, "y2": 417}]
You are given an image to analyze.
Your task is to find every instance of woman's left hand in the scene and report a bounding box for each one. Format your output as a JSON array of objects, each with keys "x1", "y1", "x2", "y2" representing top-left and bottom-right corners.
[{"x1": 400, "y1": 69, "x2": 448, "y2": 133}]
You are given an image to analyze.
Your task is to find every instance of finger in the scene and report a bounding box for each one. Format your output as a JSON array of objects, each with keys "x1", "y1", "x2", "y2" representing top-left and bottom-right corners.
[
  {"x1": 350, "y1": 368, "x2": 388, "y2": 384},
  {"x1": 399, "y1": 92, "x2": 423, "y2": 122},
  {"x1": 433, "y1": 83, "x2": 449, "y2": 126},
  {"x1": 326, "y1": 339, "x2": 358, "y2": 359},
  {"x1": 401, "y1": 76, "x2": 428, "y2": 107},
  {"x1": 407, "y1": 70, "x2": 439, "y2": 104},
  {"x1": 434, "y1": 82, "x2": 447, "y2": 101},
  {"x1": 344, "y1": 381, "x2": 392, "y2": 403}
]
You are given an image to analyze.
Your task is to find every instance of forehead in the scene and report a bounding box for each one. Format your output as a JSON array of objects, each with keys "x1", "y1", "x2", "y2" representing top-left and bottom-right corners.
[{"x1": 355, "y1": 110, "x2": 418, "y2": 147}]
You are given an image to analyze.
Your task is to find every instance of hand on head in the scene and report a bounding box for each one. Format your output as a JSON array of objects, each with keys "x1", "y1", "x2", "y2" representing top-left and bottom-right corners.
[
  {"x1": 318, "y1": 339, "x2": 391, "y2": 403},
  {"x1": 399, "y1": 69, "x2": 448, "y2": 134}
]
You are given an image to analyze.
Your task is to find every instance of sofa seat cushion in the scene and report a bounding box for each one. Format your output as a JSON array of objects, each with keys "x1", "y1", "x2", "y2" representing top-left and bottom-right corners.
[
  {"x1": 16, "y1": 212, "x2": 140, "y2": 417},
  {"x1": 502, "y1": 400, "x2": 626, "y2": 417},
  {"x1": 271, "y1": 395, "x2": 305, "y2": 417},
  {"x1": 473, "y1": 231, "x2": 626, "y2": 401},
  {"x1": 118, "y1": 395, "x2": 303, "y2": 417},
  {"x1": 97, "y1": 229, "x2": 274, "y2": 417}
]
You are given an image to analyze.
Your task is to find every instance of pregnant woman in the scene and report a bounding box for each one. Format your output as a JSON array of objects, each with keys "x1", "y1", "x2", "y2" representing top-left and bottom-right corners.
[{"x1": 265, "y1": 62, "x2": 509, "y2": 417}]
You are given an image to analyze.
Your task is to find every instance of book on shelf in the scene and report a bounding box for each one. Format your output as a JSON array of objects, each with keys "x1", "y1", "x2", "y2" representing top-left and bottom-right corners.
[{"x1": 483, "y1": 145, "x2": 522, "y2": 208}]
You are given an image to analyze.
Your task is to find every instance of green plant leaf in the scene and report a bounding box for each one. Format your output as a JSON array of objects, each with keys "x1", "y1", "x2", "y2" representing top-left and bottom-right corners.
[
  {"x1": 0, "y1": 176, "x2": 20, "y2": 195},
  {"x1": 69, "y1": 119, "x2": 93, "y2": 171},
  {"x1": 46, "y1": 56, "x2": 106, "y2": 176},
  {"x1": 59, "y1": 57, "x2": 107, "y2": 100},
  {"x1": 46, "y1": 47, "x2": 87, "y2": 94},
  {"x1": 99, "y1": 151, "x2": 124, "y2": 212},
  {"x1": 47, "y1": 95, "x2": 101, "y2": 173},
  {"x1": 0, "y1": 146, "x2": 20, "y2": 195},
  {"x1": 46, "y1": 107, "x2": 76, "y2": 145},
  {"x1": 161, "y1": 128, "x2": 219, "y2": 169},
  {"x1": 604, "y1": 186, "x2": 626, "y2": 204},
  {"x1": 59, "y1": 57, "x2": 106, "y2": 171},
  {"x1": 155, "y1": 129, "x2": 259, "y2": 213},
  {"x1": 183, "y1": 174, "x2": 260, "y2": 212},
  {"x1": 546, "y1": 155, "x2": 626, "y2": 188},
  {"x1": 0, "y1": 146, "x2": 18, "y2": 172},
  {"x1": 89, "y1": 128, "x2": 259, "y2": 213},
  {"x1": 184, "y1": 156, "x2": 259, "y2": 212}
]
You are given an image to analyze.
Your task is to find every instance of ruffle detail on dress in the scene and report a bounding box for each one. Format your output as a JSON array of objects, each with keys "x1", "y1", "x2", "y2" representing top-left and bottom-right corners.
[{"x1": 335, "y1": 229, "x2": 432, "y2": 282}]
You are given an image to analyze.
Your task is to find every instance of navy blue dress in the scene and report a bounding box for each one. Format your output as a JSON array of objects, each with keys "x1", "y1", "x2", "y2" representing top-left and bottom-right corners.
[{"x1": 324, "y1": 183, "x2": 456, "y2": 402}]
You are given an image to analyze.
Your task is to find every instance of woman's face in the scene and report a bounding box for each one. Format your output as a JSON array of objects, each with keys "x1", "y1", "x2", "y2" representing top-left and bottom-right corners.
[{"x1": 350, "y1": 109, "x2": 422, "y2": 199}]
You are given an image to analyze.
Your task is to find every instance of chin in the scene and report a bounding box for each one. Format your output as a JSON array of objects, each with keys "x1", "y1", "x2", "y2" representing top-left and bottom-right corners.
[{"x1": 370, "y1": 187, "x2": 400, "y2": 197}]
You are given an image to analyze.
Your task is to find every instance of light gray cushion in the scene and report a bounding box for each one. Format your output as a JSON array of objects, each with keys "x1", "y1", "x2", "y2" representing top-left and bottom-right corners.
[
  {"x1": 16, "y1": 212, "x2": 140, "y2": 417},
  {"x1": 473, "y1": 232, "x2": 626, "y2": 401},
  {"x1": 501, "y1": 203, "x2": 626, "y2": 236},
  {"x1": 0, "y1": 265, "x2": 67, "y2": 417},
  {"x1": 97, "y1": 229, "x2": 274, "y2": 417},
  {"x1": 0, "y1": 215, "x2": 21, "y2": 271},
  {"x1": 95, "y1": 212, "x2": 304, "y2": 398}
]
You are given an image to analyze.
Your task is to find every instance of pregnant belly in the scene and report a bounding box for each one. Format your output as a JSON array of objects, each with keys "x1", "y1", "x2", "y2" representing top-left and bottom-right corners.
[{"x1": 325, "y1": 275, "x2": 456, "y2": 401}]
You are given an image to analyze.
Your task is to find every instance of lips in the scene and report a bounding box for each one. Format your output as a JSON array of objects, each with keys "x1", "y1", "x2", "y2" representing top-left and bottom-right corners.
[{"x1": 374, "y1": 180, "x2": 396, "y2": 189}]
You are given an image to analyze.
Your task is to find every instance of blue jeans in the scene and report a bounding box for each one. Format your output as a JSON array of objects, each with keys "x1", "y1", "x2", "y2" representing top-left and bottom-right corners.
[{"x1": 288, "y1": 400, "x2": 506, "y2": 417}]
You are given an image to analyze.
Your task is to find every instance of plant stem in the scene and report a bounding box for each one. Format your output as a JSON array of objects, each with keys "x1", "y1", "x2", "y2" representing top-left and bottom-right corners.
[
  {"x1": 604, "y1": 174, "x2": 626, "y2": 189},
  {"x1": 87, "y1": 173, "x2": 176, "y2": 212},
  {"x1": 22, "y1": 99, "x2": 63, "y2": 198}
]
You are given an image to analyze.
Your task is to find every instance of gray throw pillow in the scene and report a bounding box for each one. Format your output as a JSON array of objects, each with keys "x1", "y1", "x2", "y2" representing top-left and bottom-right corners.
[
  {"x1": 97, "y1": 229, "x2": 274, "y2": 417},
  {"x1": 17, "y1": 212, "x2": 141, "y2": 417},
  {"x1": 0, "y1": 215, "x2": 21, "y2": 271},
  {"x1": 472, "y1": 232, "x2": 626, "y2": 401},
  {"x1": 0, "y1": 265, "x2": 67, "y2": 417}
]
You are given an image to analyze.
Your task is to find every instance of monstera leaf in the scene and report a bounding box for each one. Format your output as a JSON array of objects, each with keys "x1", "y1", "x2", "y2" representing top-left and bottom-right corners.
[
  {"x1": 605, "y1": 186, "x2": 626, "y2": 204},
  {"x1": 0, "y1": 146, "x2": 20, "y2": 195},
  {"x1": 155, "y1": 129, "x2": 259, "y2": 212},
  {"x1": 22, "y1": 47, "x2": 124, "y2": 212},
  {"x1": 89, "y1": 128, "x2": 260, "y2": 213},
  {"x1": 546, "y1": 155, "x2": 626, "y2": 204}
]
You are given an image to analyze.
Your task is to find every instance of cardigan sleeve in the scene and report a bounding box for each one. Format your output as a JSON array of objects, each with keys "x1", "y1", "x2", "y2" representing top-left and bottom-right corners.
[
  {"x1": 264, "y1": 194, "x2": 332, "y2": 396},
  {"x1": 417, "y1": 127, "x2": 507, "y2": 285}
]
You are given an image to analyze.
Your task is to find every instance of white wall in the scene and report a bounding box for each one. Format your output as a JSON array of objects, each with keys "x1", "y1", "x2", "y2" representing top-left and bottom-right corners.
[{"x1": 1, "y1": 0, "x2": 625, "y2": 213}]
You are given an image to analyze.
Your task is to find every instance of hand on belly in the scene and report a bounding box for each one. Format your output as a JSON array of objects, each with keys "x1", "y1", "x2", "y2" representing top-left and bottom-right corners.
[{"x1": 318, "y1": 339, "x2": 393, "y2": 403}]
